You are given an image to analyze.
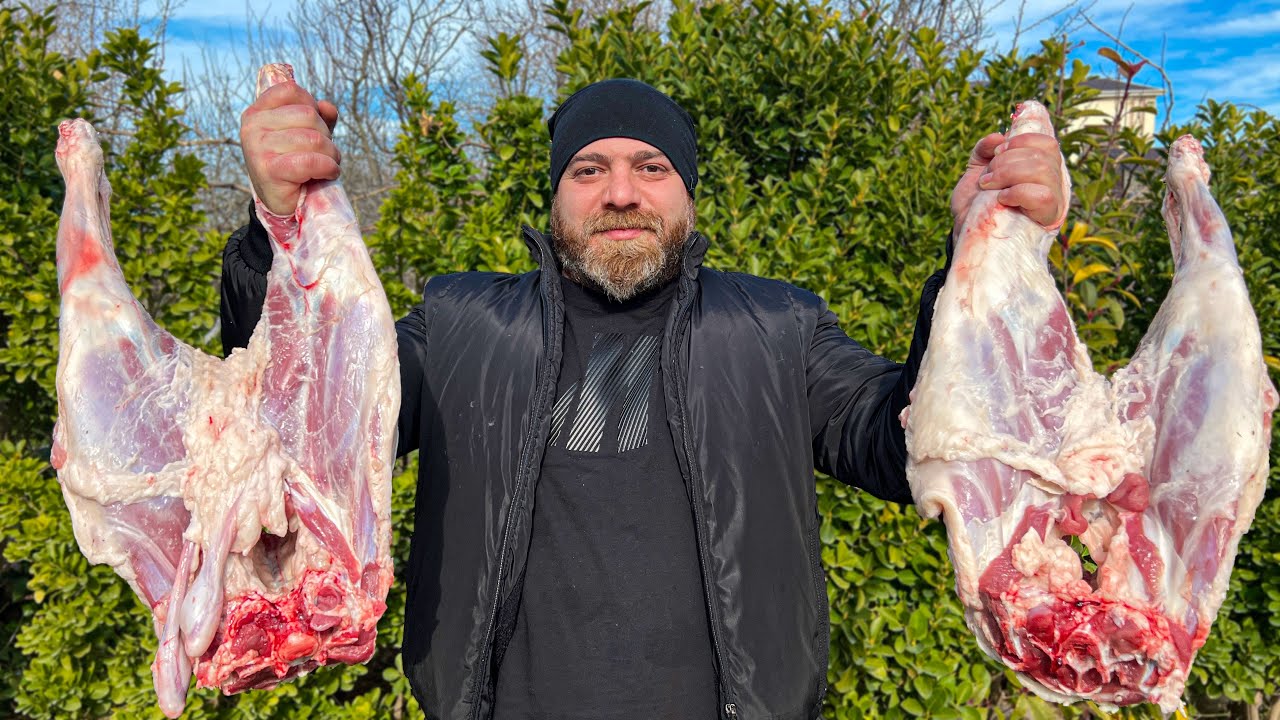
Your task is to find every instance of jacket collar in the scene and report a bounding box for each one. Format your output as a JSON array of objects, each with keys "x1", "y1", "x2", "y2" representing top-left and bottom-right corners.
[
  {"x1": 679, "y1": 231, "x2": 709, "y2": 280},
  {"x1": 522, "y1": 226, "x2": 558, "y2": 269}
]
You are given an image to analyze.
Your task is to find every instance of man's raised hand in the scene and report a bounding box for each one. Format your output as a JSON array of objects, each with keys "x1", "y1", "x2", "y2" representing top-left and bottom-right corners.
[
  {"x1": 239, "y1": 81, "x2": 341, "y2": 216},
  {"x1": 950, "y1": 131, "x2": 1068, "y2": 235}
]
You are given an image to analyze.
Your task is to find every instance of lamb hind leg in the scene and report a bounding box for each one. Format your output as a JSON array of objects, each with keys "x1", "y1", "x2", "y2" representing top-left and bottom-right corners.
[
  {"x1": 55, "y1": 118, "x2": 202, "y2": 713},
  {"x1": 1111, "y1": 136, "x2": 1276, "y2": 661},
  {"x1": 54, "y1": 119, "x2": 192, "y2": 481}
]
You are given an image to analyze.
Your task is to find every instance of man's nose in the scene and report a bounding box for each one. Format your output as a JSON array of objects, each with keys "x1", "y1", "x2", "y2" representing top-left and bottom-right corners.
[{"x1": 602, "y1": 170, "x2": 641, "y2": 210}]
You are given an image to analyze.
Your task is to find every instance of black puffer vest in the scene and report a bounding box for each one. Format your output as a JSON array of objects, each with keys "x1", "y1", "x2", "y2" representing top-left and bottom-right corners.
[{"x1": 390, "y1": 228, "x2": 942, "y2": 720}]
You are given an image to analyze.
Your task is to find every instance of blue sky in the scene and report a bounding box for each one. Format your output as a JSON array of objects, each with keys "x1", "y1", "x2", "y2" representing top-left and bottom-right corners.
[
  {"x1": 983, "y1": 0, "x2": 1280, "y2": 125},
  {"x1": 143, "y1": 0, "x2": 1278, "y2": 128}
]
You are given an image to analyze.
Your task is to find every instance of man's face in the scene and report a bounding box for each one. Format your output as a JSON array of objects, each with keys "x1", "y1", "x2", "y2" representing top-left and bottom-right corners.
[{"x1": 551, "y1": 137, "x2": 695, "y2": 301}]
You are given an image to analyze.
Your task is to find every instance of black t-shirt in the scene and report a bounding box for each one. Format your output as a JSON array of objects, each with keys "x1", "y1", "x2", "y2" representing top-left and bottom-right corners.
[{"x1": 492, "y1": 277, "x2": 718, "y2": 719}]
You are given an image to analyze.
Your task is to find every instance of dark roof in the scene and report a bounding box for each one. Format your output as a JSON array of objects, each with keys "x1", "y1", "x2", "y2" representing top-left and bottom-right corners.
[{"x1": 1082, "y1": 77, "x2": 1162, "y2": 94}]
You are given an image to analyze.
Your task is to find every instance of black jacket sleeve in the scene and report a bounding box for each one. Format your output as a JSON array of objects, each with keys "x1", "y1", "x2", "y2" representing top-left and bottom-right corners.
[
  {"x1": 807, "y1": 238, "x2": 950, "y2": 504},
  {"x1": 218, "y1": 200, "x2": 430, "y2": 458},
  {"x1": 220, "y1": 201, "x2": 273, "y2": 355}
]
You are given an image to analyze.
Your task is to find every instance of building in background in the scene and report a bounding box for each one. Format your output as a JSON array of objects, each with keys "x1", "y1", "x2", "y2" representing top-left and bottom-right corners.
[{"x1": 1068, "y1": 77, "x2": 1165, "y2": 138}]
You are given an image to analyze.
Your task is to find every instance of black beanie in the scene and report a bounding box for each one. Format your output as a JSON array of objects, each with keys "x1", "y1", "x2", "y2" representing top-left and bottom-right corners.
[{"x1": 548, "y1": 78, "x2": 698, "y2": 195}]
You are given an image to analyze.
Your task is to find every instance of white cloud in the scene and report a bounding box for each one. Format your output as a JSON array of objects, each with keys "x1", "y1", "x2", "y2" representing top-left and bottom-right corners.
[
  {"x1": 1199, "y1": 9, "x2": 1280, "y2": 37},
  {"x1": 1183, "y1": 50, "x2": 1280, "y2": 100},
  {"x1": 985, "y1": 0, "x2": 1197, "y2": 46},
  {"x1": 142, "y1": 0, "x2": 289, "y2": 24},
  {"x1": 976, "y1": 0, "x2": 1277, "y2": 124},
  {"x1": 1167, "y1": 46, "x2": 1280, "y2": 121}
]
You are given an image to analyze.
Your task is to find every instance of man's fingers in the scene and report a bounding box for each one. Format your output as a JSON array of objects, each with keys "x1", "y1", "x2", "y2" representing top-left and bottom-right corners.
[
  {"x1": 317, "y1": 100, "x2": 339, "y2": 134},
  {"x1": 966, "y1": 132, "x2": 1005, "y2": 168},
  {"x1": 996, "y1": 183, "x2": 1056, "y2": 225},
  {"x1": 255, "y1": 103, "x2": 334, "y2": 134},
  {"x1": 247, "y1": 81, "x2": 319, "y2": 114},
  {"x1": 239, "y1": 81, "x2": 343, "y2": 215},
  {"x1": 1000, "y1": 132, "x2": 1061, "y2": 152},
  {"x1": 952, "y1": 133, "x2": 1004, "y2": 224},
  {"x1": 977, "y1": 148, "x2": 1055, "y2": 190},
  {"x1": 243, "y1": 84, "x2": 336, "y2": 139},
  {"x1": 262, "y1": 127, "x2": 340, "y2": 162},
  {"x1": 261, "y1": 81, "x2": 318, "y2": 111},
  {"x1": 266, "y1": 152, "x2": 342, "y2": 186},
  {"x1": 954, "y1": 131, "x2": 1065, "y2": 229}
]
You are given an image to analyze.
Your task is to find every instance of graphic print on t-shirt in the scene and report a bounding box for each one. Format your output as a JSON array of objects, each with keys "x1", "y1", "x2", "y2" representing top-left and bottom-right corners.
[
  {"x1": 549, "y1": 332, "x2": 661, "y2": 453},
  {"x1": 493, "y1": 279, "x2": 719, "y2": 718}
]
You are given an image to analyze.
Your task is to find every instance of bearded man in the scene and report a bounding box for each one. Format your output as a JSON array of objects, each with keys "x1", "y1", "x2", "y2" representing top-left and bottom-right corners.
[{"x1": 222, "y1": 78, "x2": 1066, "y2": 720}]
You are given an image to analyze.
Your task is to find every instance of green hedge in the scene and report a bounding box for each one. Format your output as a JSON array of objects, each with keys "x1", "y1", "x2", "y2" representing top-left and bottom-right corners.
[{"x1": 2, "y1": 1, "x2": 1277, "y2": 717}]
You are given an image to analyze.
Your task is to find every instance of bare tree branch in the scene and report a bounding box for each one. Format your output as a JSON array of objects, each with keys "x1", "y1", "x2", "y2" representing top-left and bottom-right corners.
[
  {"x1": 463, "y1": 0, "x2": 672, "y2": 114},
  {"x1": 259, "y1": 0, "x2": 474, "y2": 227},
  {"x1": 850, "y1": 0, "x2": 999, "y2": 57},
  {"x1": 208, "y1": 182, "x2": 254, "y2": 195},
  {"x1": 350, "y1": 185, "x2": 398, "y2": 202},
  {"x1": 1015, "y1": 0, "x2": 1081, "y2": 43},
  {"x1": 179, "y1": 137, "x2": 240, "y2": 147},
  {"x1": 33, "y1": 0, "x2": 182, "y2": 138},
  {"x1": 1077, "y1": 11, "x2": 1176, "y2": 130}
]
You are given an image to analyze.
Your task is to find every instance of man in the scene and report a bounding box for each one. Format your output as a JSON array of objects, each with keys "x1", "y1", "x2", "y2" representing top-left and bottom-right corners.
[{"x1": 222, "y1": 78, "x2": 1066, "y2": 720}]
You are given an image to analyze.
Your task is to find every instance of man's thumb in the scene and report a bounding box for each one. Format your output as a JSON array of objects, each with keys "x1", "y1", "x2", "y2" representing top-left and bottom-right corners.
[
  {"x1": 969, "y1": 132, "x2": 1004, "y2": 169},
  {"x1": 318, "y1": 100, "x2": 339, "y2": 134}
]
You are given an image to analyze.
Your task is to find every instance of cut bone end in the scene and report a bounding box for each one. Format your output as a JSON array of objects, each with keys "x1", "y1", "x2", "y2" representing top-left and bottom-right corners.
[
  {"x1": 1009, "y1": 101, "x2": 1055, "y2": 138},
  {"x1": 1168, "y1": 135, "x2": 1210, "y2": 185},
  {"x1": 1162, "y1": 136, "x2": 1210, "y2": 228},
  {"x1": 55, "y1": 119, "x2": 102, "y2": 176},
  {"x1": 256, "y1": 63, "x2": 296, "y2": 99},
  {"x1": 976, "y1": 591, "x2": 1190, "y2": 709},
  {"x1": 193, "y1": 567, "x2": 385, "y2": 693}
]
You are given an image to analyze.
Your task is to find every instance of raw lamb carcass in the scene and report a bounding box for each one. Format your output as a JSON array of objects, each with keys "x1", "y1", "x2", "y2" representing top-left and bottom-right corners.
[
  {"x1": 902, "y1": 102, "x2": 1275, "y2": 711},
  {"x1": 50, "y1": 64, "x2": 399, "y2": 717}
]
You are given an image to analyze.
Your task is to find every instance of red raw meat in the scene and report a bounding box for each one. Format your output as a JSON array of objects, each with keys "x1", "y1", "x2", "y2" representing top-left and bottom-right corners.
[
  {"x1": 903, "y1": 102, "x2": 1275, "y2": 711},
  {"x1": 51, "y1": 64, "x2": 399, "y2": 717}
]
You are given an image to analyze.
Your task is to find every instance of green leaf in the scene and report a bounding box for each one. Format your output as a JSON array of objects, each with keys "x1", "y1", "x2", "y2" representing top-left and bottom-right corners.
[{"x1": 906, "y1": 606, "x2": 930, "y2": 644}]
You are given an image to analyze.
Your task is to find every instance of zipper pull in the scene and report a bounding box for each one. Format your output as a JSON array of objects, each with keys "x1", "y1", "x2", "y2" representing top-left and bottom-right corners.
[{"x1": 724, "y1": 703, "x2": 739, "y2": 719}]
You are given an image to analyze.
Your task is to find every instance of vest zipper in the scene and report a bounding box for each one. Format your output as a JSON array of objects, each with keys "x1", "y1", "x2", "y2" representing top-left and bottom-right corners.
[
  {"x1": 468, "y1": 231, "x2": 563, "y2": 720},
  {"x1": 667, "y1": 277, "x2": 737, "y2": 718}
]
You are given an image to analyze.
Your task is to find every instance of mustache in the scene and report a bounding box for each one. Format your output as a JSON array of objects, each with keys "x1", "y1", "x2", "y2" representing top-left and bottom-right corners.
[{"x1": 582, "y1": 209, "x2": 663, "y2": 234}]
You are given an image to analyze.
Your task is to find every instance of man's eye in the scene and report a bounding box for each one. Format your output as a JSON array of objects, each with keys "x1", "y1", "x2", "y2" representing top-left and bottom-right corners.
[
  {"x1": 574, "y1": 167, "x2": 601, "y2": 177},
  {"x1": 641, "y1": 164, "x2": 668, "y2": 173}
]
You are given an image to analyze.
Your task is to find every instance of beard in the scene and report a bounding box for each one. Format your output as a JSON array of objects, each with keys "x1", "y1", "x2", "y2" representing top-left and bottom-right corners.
[{"x1": 550, "y1": 196, "x2": 696, "y2": 302}]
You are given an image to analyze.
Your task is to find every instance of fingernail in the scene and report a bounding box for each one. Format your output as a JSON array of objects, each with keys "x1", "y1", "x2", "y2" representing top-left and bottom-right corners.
[
  {"x1": 979, "y1": 172, "x2": 993, "y2": 187},
  {"x1": 993, "y1": 143, "x2": 1008, "y2": 155}
]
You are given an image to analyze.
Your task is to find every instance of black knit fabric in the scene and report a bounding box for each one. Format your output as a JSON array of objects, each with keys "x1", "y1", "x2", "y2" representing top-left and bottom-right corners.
[{"x1": 548, "y1": 78, "x2": 698, "y2": 195}]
